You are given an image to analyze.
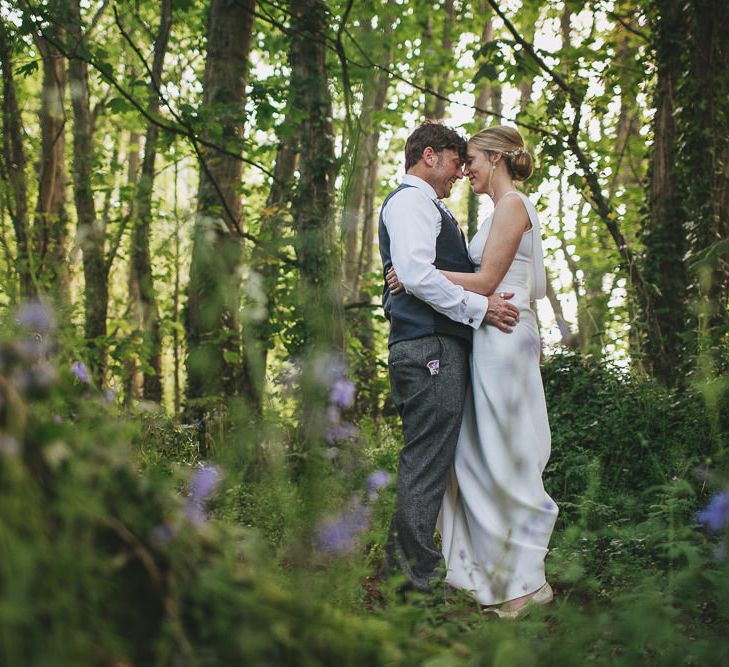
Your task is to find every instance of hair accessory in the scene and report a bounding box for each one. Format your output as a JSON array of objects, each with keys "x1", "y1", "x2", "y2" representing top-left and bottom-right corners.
[{"x1": 503, "y1": 148, "x2": 527, "y2": 158}]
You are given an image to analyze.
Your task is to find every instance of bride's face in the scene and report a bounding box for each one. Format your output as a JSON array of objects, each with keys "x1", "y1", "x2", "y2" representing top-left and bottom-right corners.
[{"x1": 464, "y1": 146, "x2": 492, "y2": 195}]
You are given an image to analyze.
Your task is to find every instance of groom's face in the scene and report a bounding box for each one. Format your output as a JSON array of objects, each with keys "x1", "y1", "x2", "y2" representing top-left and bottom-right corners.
[{"x1": 431, "y1": 149, "x2": 464, "y2": 199}]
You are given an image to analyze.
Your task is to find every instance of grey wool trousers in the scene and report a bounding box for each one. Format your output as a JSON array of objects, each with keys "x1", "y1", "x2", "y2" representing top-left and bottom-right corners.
[{"x1": 385, "y1": 334, "x2": 470, "y2": 594}]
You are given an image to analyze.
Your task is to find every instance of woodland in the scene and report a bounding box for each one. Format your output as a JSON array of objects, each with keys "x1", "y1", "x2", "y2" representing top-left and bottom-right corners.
[{"x1": 1, "y1": 0, "x2": 729, "y2": 664}]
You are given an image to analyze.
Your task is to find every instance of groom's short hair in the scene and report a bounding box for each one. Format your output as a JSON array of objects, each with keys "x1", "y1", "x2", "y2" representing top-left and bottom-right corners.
[{"x1": 405, "y1": 121, "x2": 467, "y2": 171}]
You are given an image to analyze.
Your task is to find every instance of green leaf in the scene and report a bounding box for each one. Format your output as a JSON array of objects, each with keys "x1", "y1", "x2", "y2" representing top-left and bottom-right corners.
[
  {"x1": 107, "y1": 97, "x2": 133, "y2": 114},
  {"x1": 473, "y1": 61, "x2": 499, "y2": 84},
  {"x1": 222, "y1": 349, "x2": 240, "y2": 364},
  {"x1": 15, "y1": 60, "x2": 39, "y2": 78}
]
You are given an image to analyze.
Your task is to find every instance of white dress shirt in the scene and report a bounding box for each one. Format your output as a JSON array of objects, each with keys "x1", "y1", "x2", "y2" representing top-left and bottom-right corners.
[{"x1": 382, "y1": 174, "x2": 488, "y2": 329}]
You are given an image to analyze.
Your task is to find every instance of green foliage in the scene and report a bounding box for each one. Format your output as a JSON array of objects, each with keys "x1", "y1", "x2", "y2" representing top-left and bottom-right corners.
[
  {"x1": 542, "y1": 352, "x2": 722, "y2": 513},
  {"x1": 3, "y1": 307, "x2": 729, "y2": 665}
]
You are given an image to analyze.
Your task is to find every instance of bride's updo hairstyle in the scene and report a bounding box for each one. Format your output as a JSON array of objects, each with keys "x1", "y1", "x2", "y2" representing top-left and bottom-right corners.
[{"x1": 469, "y1": 125, "x2": 533, "y2": 182}]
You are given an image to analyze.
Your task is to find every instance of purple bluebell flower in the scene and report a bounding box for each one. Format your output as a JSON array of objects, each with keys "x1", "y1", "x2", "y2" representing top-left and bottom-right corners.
[
  {"x1": 17, "y1": 300, "x2": 56, "y2": 332},
  {"x1": 366, "y1": 469, "x2": 391, "y2": 494},
  {"x1": 185, "y1": 465, "x2": 222, "y2": 525},
  {"x1": 71, "y1": 361, "x2": 90, "y2": 384},
  {"x1": 330, "y1": 378, "x2": 356, "y2": 409},
  {"x1": 315, "y1": 501, "x2": 371, "y2": 555},
  {"x1": 326, "y1": 404, "x2": 341, "y2": 424},
  {"x1": 697, "y1": 491, "x2": 729, "y2": 532},
  {"x1": 190, "y1": 465, "x2": 221, "y2": 502},
  {"x1": 185, "y1": 503, "x2": 208, "y2": 525},
  {"x1": 103, "y1": 388, "x2": 117, "y2": 403},
  {"x1": 314, "y1": 354, "x2": 345, "y2": 389},
  {"x1": 326, "y1": 422, "x2": 358, "y2": 444}
]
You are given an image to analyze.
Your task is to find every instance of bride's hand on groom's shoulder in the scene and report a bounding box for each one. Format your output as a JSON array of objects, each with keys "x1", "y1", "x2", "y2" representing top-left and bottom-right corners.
[{"x1": 485, "y1": 293, "x2": 519, "y2": 333}]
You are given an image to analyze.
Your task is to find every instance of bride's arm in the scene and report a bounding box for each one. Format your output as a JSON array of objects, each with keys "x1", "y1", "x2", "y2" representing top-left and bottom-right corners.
[{"x1": 442, "y1": 196, "x2": 530, "y2": 296}]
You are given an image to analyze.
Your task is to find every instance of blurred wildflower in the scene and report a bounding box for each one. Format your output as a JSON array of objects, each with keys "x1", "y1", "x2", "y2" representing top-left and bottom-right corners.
[
  {"x1": 185, "y1": 464, "x2": 222, "y2": 524},
  {"x1": 366, "y1": 469, "x2": 391, "y2": 500},
  {"x1": 326, "y1": 422, "x2": 358, "y2": 444},
  {"x1": 326, "y1": 405, "x2": 340, "y2": 424},
  {"x1": 103, "y1": 388, "x2": 117, "y2": 403},
  {"x1": 71, "y1": 361, "x2": 90, "y2": 384},
  {"x1": 13, "y1": 361, "x2": 58, "y2": 392},
  {"x1": 330, "y1": 378, "x2": 356, "y2": 409},
  {"x1": 697, "y1": 491, "x2": 729, "y2": 532},
  {"x1": 190, "y1": 464, "x2": 221, "y2": 500},
  {"x1": 15, "y1": 337, "x2": 47, "y2": 362},
  {"x1": 16, "y1": 300, "x2": 56, "y2": 332},
  {"x1": 315, "y1": 500, "x2": 371, "y2": 555},
  {"x1": 323, "y1": 447, "x2": 339, "y2": 460},
  {"x1": 312, "y1": 352, "x2": 345, "y2": 389}
]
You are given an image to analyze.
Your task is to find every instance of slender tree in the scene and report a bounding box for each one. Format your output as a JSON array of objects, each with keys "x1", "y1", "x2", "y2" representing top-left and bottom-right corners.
[
  {"x1": 32, "y1": 1, "x2": 69, "y2": 299},
  {"x1": 68, "y1": 0, "x2": 108, "y2": 382},
  {"x1": 129, "y1": 0, "x2": 173, "y2": 402},
  {"x1": 0, "y1": 19, "x2": 32, "y2": 297},
  {"x1": 244, "y1": 108, "x2": 299, "y2": 413},
  {"x1": 289, "y1": 0, "x2": 343, "y2": 352},
  {"x1": 186, "y1": 0, "x2": 257, "y2": 416}
]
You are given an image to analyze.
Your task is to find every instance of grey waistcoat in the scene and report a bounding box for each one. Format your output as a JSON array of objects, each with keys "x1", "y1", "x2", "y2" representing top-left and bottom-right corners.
[{"x1": 379, "y1": 183, "x2": 476, "y2": 347}]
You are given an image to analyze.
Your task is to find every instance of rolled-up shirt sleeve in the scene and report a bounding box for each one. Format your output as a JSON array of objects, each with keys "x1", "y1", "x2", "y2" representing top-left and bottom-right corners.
[{"x1": 383, "y1": 184, "x2": 488, "y2": 329}]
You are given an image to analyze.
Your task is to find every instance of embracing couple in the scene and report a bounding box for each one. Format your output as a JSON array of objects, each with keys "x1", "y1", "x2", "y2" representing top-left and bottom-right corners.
[{"x1": 379, "y1": 121, "x2": 558, "y2": 617}]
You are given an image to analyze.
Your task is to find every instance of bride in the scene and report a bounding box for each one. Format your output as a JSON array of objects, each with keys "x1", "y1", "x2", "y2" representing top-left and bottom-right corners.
[{"x1": 389, "y1": 125, "x2": 558, "y2": 617}]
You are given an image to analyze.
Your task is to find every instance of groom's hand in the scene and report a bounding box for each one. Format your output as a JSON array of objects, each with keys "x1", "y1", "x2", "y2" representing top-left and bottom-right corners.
[{"x1": 484, "y1": 293, "x2": 519, "y2": 333}]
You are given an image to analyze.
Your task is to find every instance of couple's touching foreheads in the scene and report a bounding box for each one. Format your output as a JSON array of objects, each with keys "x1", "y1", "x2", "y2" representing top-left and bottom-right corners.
[{"x1": 379, "y1": 121, "x2": 558, "y2": 618}]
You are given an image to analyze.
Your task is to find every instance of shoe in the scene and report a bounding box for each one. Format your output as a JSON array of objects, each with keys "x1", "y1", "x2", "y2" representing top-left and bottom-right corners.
[{"x1": 487, "y1": 582, "x2": 554, "y2": 620}]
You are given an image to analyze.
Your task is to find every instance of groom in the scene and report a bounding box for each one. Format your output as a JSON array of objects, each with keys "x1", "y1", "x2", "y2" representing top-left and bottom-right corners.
[{"x1": 379, "y1": 121, "x2": 519, "y2": 596}]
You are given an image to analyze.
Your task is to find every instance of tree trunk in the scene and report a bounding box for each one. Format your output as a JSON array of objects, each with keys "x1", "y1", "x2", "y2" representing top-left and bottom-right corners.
[
  {"x1": 639, "y1": 0, "x2": 690, "y2": 383},
  {"x1": 681, "y1": 0, "x2": 729, "y2": 363},
  {"x1": 33, "y1": 9, "x2": 69, "y2": 300},
  {"x1": 432, "y1": 0, "x2": 455, "y2": 120},
  {"x1": 351, "y1": 64, "x2": 391, "y2": 418},
  {"x1": 420, "y1": 0, "x2": 456, "y2": 119},
  {"x1": 545, "y1": 267, "x2": 578, "y2": 348},
  {"x1": 124, "y1": 131, "x2": 143, "y2": 405},
  {"x1": 0, "y1": 20, "x2": 32, "y2": 297},
  {"x1": 289, "y1": 0, "x2": 342, "y2": 352},
  {"x1": 68, "y1": 0, "x2": 108, "y2": 384},
  {"x1": 130, "y1": 0, "x2": 172, "y2": 402},
  {"x1": 186, "y1": 0, "x2": 256, "y2": 415},
  {"x1": 468, "y1": 9, "x2": 500, "y2": 240},
  {"x1": 244, "y1": 112, "x2": 299, "y2": 413},
  {"x1": 343, "y1": 19, "x2": 393, "y2": 299}
]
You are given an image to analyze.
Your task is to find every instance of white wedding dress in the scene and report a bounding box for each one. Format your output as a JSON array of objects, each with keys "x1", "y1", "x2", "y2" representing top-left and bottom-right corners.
[{"x1": 439, "y1": 191, "x2": 559, "y2": 605}]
